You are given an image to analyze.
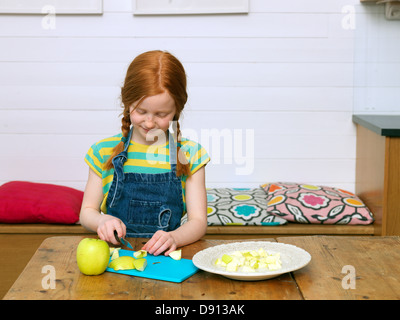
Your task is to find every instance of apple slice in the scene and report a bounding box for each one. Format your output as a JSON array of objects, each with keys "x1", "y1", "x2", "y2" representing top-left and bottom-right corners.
[
  {"x1": 110, "y1": 248, "x2": 121, "y2": 260},
  {"x1": 168, "y1": 249, "x2": 182, "y2": 260},
  {"x1": 133, "y1": 250, "x2": 147, "y2": 259},
  {"x1": 108, "y1": 256, "x2": 135, "y2": 271},
  {"x1": 133, "y1": 258, "x2": 147, "y2": 271}
]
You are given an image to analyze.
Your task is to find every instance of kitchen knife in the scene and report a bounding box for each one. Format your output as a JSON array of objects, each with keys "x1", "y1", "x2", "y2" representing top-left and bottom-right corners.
[{"x1": 113, "y1": 230, "x2": 134, "y2": 250}]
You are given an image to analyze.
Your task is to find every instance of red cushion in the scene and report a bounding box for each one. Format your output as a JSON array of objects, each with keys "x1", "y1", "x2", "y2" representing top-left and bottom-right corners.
[{"x1": 0, "y1": 181, "x2": 84, "y2": 224}]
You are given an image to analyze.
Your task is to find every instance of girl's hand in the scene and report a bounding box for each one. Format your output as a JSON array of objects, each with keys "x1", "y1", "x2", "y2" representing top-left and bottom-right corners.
[
  {"x1": 142, "y1": 230, "x2": 177, "y2": 256},
  {"x1": 97, "y1": 215, "x2": 126, "y2": 245}
]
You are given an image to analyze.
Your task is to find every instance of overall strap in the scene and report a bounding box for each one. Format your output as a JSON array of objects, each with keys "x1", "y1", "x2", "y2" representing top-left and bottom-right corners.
[
  {"x1": 123, "y1": 127, "x2": 134, "y2": 151},
  {"x1": 168, "y1": 129, "x2": 178, "y2": 167},
  {"x1": 108, "y1": 127, "x2": 133, "y2": 208}
]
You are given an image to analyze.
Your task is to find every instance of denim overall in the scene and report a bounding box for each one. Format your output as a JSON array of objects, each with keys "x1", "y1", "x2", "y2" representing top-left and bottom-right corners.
[{"x1": 106, "y1": 127, "x2": 183, "y2": 238}]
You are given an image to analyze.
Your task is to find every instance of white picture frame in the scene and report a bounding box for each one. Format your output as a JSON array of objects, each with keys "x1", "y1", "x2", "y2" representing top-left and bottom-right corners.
[
  {"x1": 0, "y1": 0, "x2": 103, "y2": 14},
  {"x1": 132, "y1": 0, "x2": 249, "y2": 15}
]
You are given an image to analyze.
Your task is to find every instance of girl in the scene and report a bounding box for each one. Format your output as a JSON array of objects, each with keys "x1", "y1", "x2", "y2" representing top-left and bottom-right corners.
[{"x1": 80, "y1": 50, "x2": 210, "y2": 256}]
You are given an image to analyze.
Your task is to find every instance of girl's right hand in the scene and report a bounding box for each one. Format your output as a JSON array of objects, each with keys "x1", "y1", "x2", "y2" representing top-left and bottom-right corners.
[{"x1": 96, "y1": 215, "x2": 126, "y2": 245}]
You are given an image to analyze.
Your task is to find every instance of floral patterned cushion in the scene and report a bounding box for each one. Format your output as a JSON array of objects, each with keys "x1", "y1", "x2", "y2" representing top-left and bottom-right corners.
[
  {"x1": 260, "y1": 182, "x2": 374, "y2": 225},
  {"x1": 181, "y1": 188, "x2": 287, "y2": 226}
]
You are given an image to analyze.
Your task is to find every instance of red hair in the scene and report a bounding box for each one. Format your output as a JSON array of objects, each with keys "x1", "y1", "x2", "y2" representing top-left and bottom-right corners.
[{"x1": 104, "y1": 50, "x2": 191, "y2": 177}]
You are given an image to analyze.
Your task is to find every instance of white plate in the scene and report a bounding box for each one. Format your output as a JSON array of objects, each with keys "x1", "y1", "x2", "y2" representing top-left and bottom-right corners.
[{"x1": 192, "y1": 241, "x2": 311, "y2": 281}]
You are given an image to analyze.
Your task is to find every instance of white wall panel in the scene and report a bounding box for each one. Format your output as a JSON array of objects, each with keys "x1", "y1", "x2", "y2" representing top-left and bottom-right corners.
[
  {"x1": 0, "y1": 110, "x2": 121, "y2": 134},
  {"x1": 0, "y1": 62, "x2": 353, "y2": 87},
  {"x1": 0, "y1": 85, "x2": 353, "y2": 112},
  {"x1": 180, "y1": 111, "x2": 356, "y2": 137},
  {"x1": 0, "y1": 13, "x2": 328, "y2": 38},
  {"x1": 0, "y1": 85, "x2": 121, "y2": 110},
  {"x1": 0, "y1": 37, "x2": 354, "y2": 63},
  {"x1": 0, "y1": 0, "x2": 371, "y2": 192},
  {"x1": 0, "y1": 110, "x2": 355, "y2": 136},
  {"x1": 1, "y1": 133, "x2": 355, "y2": 160}
]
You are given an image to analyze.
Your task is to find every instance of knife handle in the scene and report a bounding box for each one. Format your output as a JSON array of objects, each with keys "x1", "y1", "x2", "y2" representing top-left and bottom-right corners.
[{"x1": 113, "y1": 230, "x2": 121, "y2": 244}]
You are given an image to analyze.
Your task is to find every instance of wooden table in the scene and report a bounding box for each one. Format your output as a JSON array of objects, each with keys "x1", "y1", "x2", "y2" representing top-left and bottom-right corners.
[{"x1": 3, "y1": 236, "x2": 400, "y2": 300}]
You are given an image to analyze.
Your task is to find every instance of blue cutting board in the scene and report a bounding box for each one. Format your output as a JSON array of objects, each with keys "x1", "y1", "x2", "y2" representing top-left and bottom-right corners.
[{"x1": 106, "y1": 249, "x2": 198, "y2": 283}]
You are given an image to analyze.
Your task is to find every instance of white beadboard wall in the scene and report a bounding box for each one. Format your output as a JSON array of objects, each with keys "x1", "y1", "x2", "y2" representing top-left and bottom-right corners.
[
  {"x1": 353, "y1": 3, "x2": 400, "y2": 114},
  {"x1": 1, "y1": 0, "x2": 395, "y2": 193}
]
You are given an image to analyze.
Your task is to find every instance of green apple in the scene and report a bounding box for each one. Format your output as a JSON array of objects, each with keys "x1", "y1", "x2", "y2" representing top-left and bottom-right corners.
[{"x1": 76, "y1": 238, "x2": 110, "y2": 275}]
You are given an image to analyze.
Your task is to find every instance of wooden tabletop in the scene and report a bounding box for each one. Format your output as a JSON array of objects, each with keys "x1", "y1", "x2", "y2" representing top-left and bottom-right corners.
[
  {"x1": 277, "y1": 236, "x2": 400, "y2": 300},
  {"x1": 3, "y1": 235, "x2": 400, "y2": 300}
]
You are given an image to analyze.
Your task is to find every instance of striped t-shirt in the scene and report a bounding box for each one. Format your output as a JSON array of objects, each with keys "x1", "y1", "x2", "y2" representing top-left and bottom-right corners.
[{"x1": 84, "y1": 133, "x2": 210, "y2": 215}]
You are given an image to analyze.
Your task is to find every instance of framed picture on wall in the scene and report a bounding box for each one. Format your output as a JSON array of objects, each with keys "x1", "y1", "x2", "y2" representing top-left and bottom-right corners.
[
  {"x1": 133, "y1": 0, "x2": 249, "y2": 15},
  {"x1": 0, "y1": 0, "x2": 103, "y2": 14}
]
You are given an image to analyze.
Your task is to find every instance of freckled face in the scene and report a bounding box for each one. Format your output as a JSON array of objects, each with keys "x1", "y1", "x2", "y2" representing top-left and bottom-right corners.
[{"x1": 129, "y1": 91, "x2": 176, "y2": 145}]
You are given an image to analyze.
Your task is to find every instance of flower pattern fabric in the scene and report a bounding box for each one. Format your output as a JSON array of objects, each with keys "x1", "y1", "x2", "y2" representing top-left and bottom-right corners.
[
  {"x1": 181, "y1": 188, "x2": 287, "y2": 226},
  {"x1": 261, "y1": 182, "x2": 374, "y2": 225}
]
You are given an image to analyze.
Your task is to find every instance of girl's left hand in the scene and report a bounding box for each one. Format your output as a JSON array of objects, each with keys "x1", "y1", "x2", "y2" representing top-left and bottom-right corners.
[{"x1": 142, "y1": 230, "x2": 177, "y2": 256}]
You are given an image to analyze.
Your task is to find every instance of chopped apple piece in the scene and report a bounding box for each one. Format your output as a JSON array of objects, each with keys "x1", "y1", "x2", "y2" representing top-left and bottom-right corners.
[
  {"x1": 215, "y1": 258, "x2": 227, "y2": 267},
  {"x1": 133, "y1": 250, "x2": 147, "y2": 259},
  {"x1": 133, "y1": 258, "x2": 147, "y2": 271},
  {"x1": 109, "y1": 247, "x2": 121, "y2": 255},
  {"x1": 268, "y1": 262, "x2": 282, "y2": 271},
  {"x1": 168, "y1": 249, "x2": 182, "y2": 260},
  {"x1": 110, "y1": 248, "x2": 120, "y2": 260},
  {"x1": 108, "y1": 256, "x2": 135, "y2": 271},
  {"x1": 221, "y1": 254, "x2": 233, "y2": 264},
  {"x1": 249, "y1": 250, "x2": 259, "y2": 257},
  {"x1": 258, "y1": 248, "x2": 267, "y2": 257},
  {"x1": 215, "y1": 248, "x2": 282, "y2": 272},
  {"x1": 226, "y1": 261, "x2": 238, "y2": 272},
  {"x1": 242, "y1": 265, "x2": 256, "y2": 273}
]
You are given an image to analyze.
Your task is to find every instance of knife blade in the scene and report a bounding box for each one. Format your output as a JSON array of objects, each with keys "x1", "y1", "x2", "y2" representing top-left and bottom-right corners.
[{"x1": 113, "y1": 230, "x2": 134, "y2": 249}]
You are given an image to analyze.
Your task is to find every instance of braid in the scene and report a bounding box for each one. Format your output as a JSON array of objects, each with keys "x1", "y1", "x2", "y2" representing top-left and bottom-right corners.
[
  {"x1": 104, "y1": 110, "x2": 131, "y2": 171},
  {"x1": 175, "y1": 121, "x2": 191, "y2": 177},
  {"x1": 121, "y1": 109, "x2": 131, "y2": 138}
]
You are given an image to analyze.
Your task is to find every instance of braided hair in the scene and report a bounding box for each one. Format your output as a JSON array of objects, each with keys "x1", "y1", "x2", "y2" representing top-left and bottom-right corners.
[{"x1": 104, "y1": 50, "x2": 191, "y2": 177}]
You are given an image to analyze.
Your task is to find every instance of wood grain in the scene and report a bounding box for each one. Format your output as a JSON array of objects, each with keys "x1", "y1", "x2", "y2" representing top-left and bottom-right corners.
[
  {"x1": 355, "y1": 124, "x2": 385, "y2": 235},
  {"x1": 355, "y1": 124, "x2": 400, "y2": 236},
  {"x1": 0, "y1": 222, "x2": 375, "y2": 298},
  {"x1": 277, "y1": 236, "x2": 400, "y2": 300},
  {"x1": 384, "y1": 137, "x2": 400, "y2": 235},
  {"x1": 3, "y1": 236, "x2": 302, "y2": 300},
  {"x1": 6, "y1": 236, "x2": 400, "y2": 300}
]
